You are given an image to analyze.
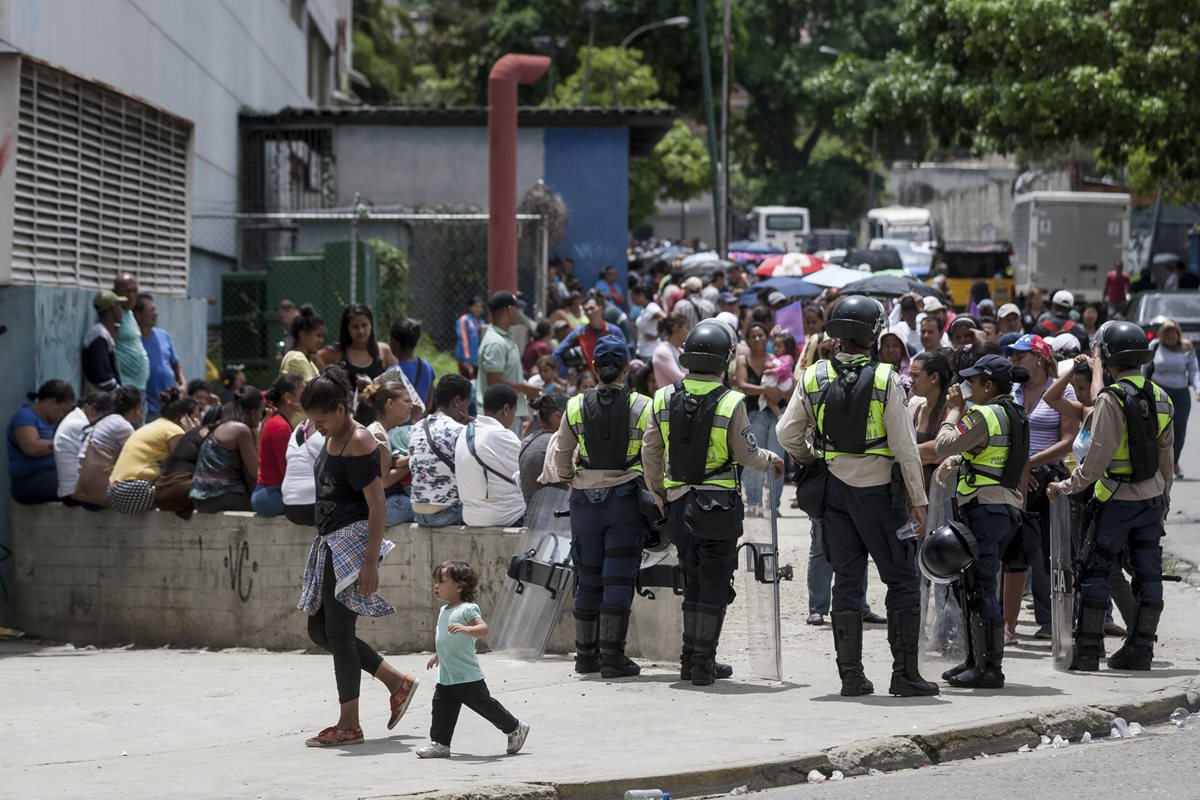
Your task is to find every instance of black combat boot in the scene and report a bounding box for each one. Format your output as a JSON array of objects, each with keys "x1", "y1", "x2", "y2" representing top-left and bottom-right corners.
[
  {"x1": 689, "y1": 603, "x2": 724, "y2": 686},
  {"x1": 1068, "y1": 597, "x2": 1107, "y2": 672},
  {"x1": 831, "y1": 611, "x2": 874, "y2": 696},
  {"x1": 887, "y1": 609, "x2": 940, "y2": 697},
  {"x1": 947, "y1": 619, "x2": 1006, "y2": 689},
  {"x1": 598, "y1": 605, "x2": 640, "y2": 678},
  {"x1": 681, "y1": 602, "x2": 734, "y2": 681},
  {"x1": 1107, "y1": 599, "x2": 1163, "y2": 671},
  {"x1": 574, "y1": 609, "x2": 600, "y2": 674}
]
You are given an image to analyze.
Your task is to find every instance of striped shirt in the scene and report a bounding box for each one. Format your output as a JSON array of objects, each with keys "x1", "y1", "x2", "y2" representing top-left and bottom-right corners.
[{"x1": 1015, "y1": 378, "x2": 1075, "y2": 458}]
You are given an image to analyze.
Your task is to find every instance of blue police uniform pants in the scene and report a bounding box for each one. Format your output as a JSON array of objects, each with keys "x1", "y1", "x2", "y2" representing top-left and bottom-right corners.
[
  {"x1": 1080, "y1": 498, "x2": 1166, "y2": 604},
  {"x1": 823, "y1": 476, "x2": 920, "y2": 613},
  {"x1": 666, "y1": 497, "x2": 740, "y2": 609},
  {"x1": 963, "y1": 503, "x2": 1022, "y2": 619},
  {"x1": 569, "y1": 482, "x2": 646, "y2": 613}
]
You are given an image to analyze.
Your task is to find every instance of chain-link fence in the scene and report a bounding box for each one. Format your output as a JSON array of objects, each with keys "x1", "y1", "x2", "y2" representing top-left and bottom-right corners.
[{"x1": 193, "y1": 211, "x2": 546, "y2": 388}]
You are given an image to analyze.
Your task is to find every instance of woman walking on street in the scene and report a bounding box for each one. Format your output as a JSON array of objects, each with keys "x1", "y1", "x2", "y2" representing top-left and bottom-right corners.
[
  {"x1": 1145, "y1": 319, "x2": 1200, "y2": 477},
  {"x1": 297, "y1": 366, "x2": 418, "y2": 747}
]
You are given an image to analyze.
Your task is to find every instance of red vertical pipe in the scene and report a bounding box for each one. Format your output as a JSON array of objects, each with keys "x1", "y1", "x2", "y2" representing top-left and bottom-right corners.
[{"x1": 488, "y1": 54, "x2": 550, "y2": 294}]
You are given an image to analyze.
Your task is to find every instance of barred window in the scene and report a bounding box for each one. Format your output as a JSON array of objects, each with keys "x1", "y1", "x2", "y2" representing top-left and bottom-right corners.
[{"x1": 9, "y1": 58, "x2": 192, "y2": 295}]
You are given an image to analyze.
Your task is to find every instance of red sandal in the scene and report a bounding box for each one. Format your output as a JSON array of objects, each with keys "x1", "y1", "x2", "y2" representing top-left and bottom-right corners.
[
  {"x1": 305, "y1": 726, "x2": 364, "y2": 747},
  {"x1": 388, "y1": 673, "x2": 420, "y2": 730}
]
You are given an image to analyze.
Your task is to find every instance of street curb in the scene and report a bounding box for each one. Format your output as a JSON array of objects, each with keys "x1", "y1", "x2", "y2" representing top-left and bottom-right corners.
[{"x1": 397, "y1": 678, "x2": 1199, "y2": 800}]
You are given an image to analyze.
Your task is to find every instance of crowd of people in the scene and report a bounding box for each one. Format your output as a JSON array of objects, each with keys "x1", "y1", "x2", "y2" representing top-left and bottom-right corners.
[{"x1": 3, "y1": 259, "x2": 1196, "y2": 752}]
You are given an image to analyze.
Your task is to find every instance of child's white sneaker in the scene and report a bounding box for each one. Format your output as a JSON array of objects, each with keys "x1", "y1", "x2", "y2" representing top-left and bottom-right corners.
[
  {"x1": 416, "y1": 741, "x2": 451, "y2": 758},
  {"x1": 506, "y1": 721, "x2": 530, "y2": 754}
]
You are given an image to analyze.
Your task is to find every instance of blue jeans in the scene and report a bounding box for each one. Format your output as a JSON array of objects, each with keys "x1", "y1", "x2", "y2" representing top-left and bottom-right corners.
[
  {"x1": 743, "y1": 408, "x2": 784, "y2": 510},
  {"x1": 415, "y1": 503, "x2": 464, "y2": 527},
  {"x1": 251, "y1": 484, "x2": 285, "y2": 517},
  {"x1": 385, "y1": 491, "x2": 415, "y2": 526}
]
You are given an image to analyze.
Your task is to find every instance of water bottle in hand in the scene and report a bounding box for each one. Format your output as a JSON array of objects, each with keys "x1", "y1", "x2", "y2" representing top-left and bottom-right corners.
[{"x1": 895, "y1": 520, "x2": 920, "y2": 540}]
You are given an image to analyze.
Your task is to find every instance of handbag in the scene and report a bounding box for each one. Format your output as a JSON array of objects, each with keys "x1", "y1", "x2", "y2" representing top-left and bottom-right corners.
[
  {"x1": 154, "y1": 470, "x2": 195, "y2": 519},
  {"x1": 71, "y1": 442, "x2": 117, "y2": 507}
]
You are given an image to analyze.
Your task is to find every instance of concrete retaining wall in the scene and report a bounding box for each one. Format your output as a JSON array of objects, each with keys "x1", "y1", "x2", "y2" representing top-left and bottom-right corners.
[{"x1": 10, "y1": 505, "x2": 680, "y2": 657}]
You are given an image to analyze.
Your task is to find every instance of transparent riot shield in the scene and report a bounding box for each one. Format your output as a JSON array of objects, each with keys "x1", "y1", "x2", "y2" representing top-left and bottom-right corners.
[
  {"x1": 736, "y1": 512, "x2": 791, "y2": 681},
  {"x1": 489, "y1": 486, "x2": 574, "y2": 660},
  {"x1": 627, "y1": 545, "x2": 686, "y2": 662},
  {"x1": 1049, "y1": 494, "x2": 1075, "y2": 671},
  {"x1": 919, "y1": 472, "x2": 966, "y2": 669}
]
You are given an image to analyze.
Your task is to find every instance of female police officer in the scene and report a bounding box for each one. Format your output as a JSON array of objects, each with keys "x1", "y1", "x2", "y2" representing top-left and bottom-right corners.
[
  {"x1": 933, "y1": 353, "x2": 1031, "y2": 689},
  {"x1": 548, "y1": 335, "x2": 653, "y2": 679}
]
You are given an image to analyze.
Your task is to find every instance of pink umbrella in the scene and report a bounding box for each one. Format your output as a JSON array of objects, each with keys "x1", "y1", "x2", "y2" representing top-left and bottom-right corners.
[{"x1": 755, "y1": 252, "x2": 828, "y2": 277}]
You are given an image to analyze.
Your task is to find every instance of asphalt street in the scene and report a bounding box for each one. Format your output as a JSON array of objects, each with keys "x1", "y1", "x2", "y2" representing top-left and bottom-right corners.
[{"x1": 753, "y1": 723, "x2": 1200, "y2": 800}]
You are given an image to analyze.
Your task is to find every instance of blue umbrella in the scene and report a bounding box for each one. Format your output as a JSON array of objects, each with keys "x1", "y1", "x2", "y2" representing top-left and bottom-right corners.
[
  {"x1": 728, "y1": 240, "x2": 783, "y2": 255},
  {"x1": 738, "y1": 276, "x2": 822, "y2": 305}
]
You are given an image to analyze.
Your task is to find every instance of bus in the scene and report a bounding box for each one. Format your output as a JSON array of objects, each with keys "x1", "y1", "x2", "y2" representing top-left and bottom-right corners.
[
  {"x1": 864, "y1": 206, "x2": 939, "y2": 249},
  {"x1": 749, "y1": 206, "x2": 810, "y2": 252}
]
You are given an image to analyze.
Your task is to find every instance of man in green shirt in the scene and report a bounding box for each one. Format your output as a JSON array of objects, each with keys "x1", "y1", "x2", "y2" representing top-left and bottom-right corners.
[
  {"x1": 477, "y1": 291, "x2": 541, "y2": 432},
  {"x1": 113, "y1": 272, "x2": 150, "y2": 392}
]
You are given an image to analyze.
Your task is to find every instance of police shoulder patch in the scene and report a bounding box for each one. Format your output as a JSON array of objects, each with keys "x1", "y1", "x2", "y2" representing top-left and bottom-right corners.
[
  {"x1": 742, "y1": 425, "x2": 759, "y2": 451},
  {"x1": 956, "y1": 411, "x2": 980, "y2": 434}
]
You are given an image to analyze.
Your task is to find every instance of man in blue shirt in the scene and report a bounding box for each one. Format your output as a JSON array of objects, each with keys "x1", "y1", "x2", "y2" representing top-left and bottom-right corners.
[
  {"x1": 454, "y1": 297, "x2": 485, "y2": 379},
  {"x1": 134, "y1": 294, "x2": 185, "y2": 419}
]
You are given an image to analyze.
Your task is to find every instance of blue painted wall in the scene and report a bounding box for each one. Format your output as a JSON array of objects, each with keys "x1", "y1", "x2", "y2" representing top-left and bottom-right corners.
[
  {"x1": 0, "y1": 285, "x2": 207, "y2": 621},
  {"x1": 542, "y1": 127, "x2": 630, "y2": 296}
]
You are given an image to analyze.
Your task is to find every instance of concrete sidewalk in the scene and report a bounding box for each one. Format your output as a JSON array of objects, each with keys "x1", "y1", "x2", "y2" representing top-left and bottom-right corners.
[{"x1": 6, "y1": 408, "x2": 1200, "y2": 800}]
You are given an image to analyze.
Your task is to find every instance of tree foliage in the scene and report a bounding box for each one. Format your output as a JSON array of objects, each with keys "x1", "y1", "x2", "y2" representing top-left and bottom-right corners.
[{"x1": 848, "y1": 0, "x2": 1200, "y2": 195}]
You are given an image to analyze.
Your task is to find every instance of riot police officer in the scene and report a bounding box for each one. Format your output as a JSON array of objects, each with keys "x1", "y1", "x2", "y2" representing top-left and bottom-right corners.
[
  {"x1": 548, "y1": 336, "x2": 653, "y2": 679},
  {"x1": 1048, "y1": 322, "x2": 1174, "y2": 672},
  {"x1": 932, "y1": 354, "x2": 1031, "y2": 688},
  {"x1": 642, "y1": 320, "x2": 784, "y2": 686},
  {"x1": 777, "y1": 296, "x2": 935, "y2": 698}
]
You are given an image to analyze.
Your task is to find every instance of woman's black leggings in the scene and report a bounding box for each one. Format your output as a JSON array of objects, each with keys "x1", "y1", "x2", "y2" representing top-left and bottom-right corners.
[{"x1": 308, "y1": 548, "x2": 383, "y2": 703}]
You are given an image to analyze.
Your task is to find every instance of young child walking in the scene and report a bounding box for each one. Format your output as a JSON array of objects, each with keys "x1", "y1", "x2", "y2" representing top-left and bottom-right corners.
[
  {"x1": 418, "y1": 560, "x2": 530, "y2": 758},
  {"x1": 296, "y1": 366, "x2": 419, "y2": 747}
]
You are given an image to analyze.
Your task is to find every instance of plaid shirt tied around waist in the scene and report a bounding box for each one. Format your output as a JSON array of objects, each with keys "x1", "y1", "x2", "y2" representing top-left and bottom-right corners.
[{"x1": 297, "y1": 520, "x2": 396, "y2": 618}]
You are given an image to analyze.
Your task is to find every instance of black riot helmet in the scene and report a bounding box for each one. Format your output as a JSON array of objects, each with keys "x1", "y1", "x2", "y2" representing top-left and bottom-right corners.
[
  {"x1": 826, "y1": 296, "x2": 886, "y2": 348},
  {"x1": 918, "y1": 521, "x2": 979, "y2": 585},
  {"x1": 680, "y1": 319, "x2": 736, "y2": 375},
  {"x1": 1099, "y1": 321, "x2": 1153, "y2": 369}
]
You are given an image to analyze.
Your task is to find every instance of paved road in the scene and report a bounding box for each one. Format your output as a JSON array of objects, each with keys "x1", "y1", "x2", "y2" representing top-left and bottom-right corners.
[{"x1": 755, "y1": 723, "x2": 1200, "y2": 800}]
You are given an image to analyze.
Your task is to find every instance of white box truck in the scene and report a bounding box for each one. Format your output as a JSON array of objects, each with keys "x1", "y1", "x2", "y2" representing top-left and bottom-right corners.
[{"x1": 1011, "y1": 192, "x2": 1130, "y2": 302}]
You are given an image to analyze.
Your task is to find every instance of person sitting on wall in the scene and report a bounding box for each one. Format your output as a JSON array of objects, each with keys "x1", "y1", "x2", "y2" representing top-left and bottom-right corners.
[
  {"x1": 455, "y1": 384, "x2": 525, "y2": 528},
  {"x1": 408, "y1": 375, "x2": 473, "y2": 528},
  {"x1": 107, "y1": 388, "x2": 200, "y2": 514},
  {"x1": 7, "y1": 380, "x2": 76, "y2": 505},
  {"x1": 189, "y1": 387, "x2": 264, "y2": 514}
]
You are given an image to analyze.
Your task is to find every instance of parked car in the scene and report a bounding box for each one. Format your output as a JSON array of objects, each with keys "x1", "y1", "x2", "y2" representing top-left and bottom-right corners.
[
  {"x1": 1125, "y1": 290, "x2": 1200, "y2": 344},
  {"x1": 870, "y1": 238, "x2": 934, "y2": 277},
  {"x1": 806, "y1": 228, "x2": 856, "y2": 254}
]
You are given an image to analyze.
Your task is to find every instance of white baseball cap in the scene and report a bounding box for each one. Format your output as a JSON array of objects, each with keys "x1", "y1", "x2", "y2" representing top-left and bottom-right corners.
[
  {"x1": 1052, "y1": 290, "x2": 1075, "y2": 307},
  {"x1": 997, "y1": 303, "x2": 1020, "y2": 319},
  {"x1": 922, "y1": 296, "x2": 945, "y2": 313},
  {"x1": 1047, "y1": 333, "x2": 1081, "y2": 357}
]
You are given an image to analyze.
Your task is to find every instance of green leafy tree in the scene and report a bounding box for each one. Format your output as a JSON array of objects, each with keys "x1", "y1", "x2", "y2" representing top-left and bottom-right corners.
[
  {"x1": 352, "y1": 0, "x2": 416, "y2": 104},
  {"x1": 848, "y1": 0, "x2": 1200, "y2": 197},
  {"x1": 629, "y1": 120, "x2": 712, "y2": 229},
  {"x1": 548, "y1": 46, "x2": 667, "y2": 107}
]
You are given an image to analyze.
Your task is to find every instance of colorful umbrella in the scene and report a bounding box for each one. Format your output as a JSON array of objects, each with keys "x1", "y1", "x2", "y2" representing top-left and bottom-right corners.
[
  {"x1": 801, "y1": 265, "x2": 872, "y2": 289},
  {"x1": 755, "y1": 252, "x2": 828, "y2": 277}
]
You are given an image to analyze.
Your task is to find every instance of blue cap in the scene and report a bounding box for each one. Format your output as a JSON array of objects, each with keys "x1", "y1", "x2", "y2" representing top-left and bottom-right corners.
[
  {"x1": 593, "y1": 335, "x2": 630, "y2": 366},
  {"x1": 997, "y1": 332, "x2": 1021, "y2": 349},
  {"x1": 958, "y1": 353, "x2": 1014, "y2": 382}
]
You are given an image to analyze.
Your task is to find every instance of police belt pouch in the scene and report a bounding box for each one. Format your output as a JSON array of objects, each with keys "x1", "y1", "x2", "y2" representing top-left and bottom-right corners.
[
  {"x1": 793, "y1": 459, "x2": 828, "y2": 517},
  {"x1": 683, "y1": 489, "x2": 743, "y2": 539},
  {"x1": 889, "y1": 462, "x2": 908, "y2": 511}
]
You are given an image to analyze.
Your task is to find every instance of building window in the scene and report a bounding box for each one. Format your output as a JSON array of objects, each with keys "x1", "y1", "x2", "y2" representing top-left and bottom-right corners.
[
  {"x1": 307, "y1": 17, "x2": 332, "y2": 104},
  {"x1": 290, "y1": 0, "x2": 306, "y2": 28},
  {"x1": 9, "y1": 59, "x2": 192, "y2": 295}
]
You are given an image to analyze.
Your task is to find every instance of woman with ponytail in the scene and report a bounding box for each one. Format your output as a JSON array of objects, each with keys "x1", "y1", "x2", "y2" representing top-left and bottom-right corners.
[
  {"x1": 252, "y1": 374, "x2": 304, "y2": 517},
  {"x1": 189, "y1": 386, "x2": 263, "y2": 513},
  {"x1": 360, "y1": 380, "x2": 415, "y2": 525},
  {"x1": 280, "y1": 304, "x2": 327, "y2": 382},
  {"x1": 108, "y1": 388, "x2": 199, "y2": 514},
  {"x1": 296, "y1": 365, "x2": 419, "y2": 747}
]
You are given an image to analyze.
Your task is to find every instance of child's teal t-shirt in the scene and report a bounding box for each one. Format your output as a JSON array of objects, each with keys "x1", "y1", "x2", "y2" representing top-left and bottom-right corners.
[{"x1": 436, "y1": 602, "x2": 486, "y2": 685}]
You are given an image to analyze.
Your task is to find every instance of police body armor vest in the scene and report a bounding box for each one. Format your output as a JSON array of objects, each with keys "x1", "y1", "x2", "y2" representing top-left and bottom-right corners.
[
  {"x1": 652, "y1": 379, "x2": 745, "y2": 489},
  {"x1": 804, "y1": 358, "x2": 894, "y2": 460},
  {"x1": 1094, "y1": 377, "x2": 1173, "y2": 502},
  {"x1": 566, "y1": 387, "x2": 650, "y2": 472},
  {"x1": 956, "y1": 399, "x2": 1029, "y2": 498}
]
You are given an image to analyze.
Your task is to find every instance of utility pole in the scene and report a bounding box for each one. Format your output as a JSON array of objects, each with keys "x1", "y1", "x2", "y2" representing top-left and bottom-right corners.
[
  {"x1": 695, "y1": 0, "x2": 721, "y2": 253},
  {"x1": 720, "y1": 0, "x2": 732, "y2": 252}
]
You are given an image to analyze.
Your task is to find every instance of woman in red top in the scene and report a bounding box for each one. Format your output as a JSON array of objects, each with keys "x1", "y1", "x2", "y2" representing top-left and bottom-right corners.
[{"x1": 252, "y1": 374, "x2": 305, "y2": 517}]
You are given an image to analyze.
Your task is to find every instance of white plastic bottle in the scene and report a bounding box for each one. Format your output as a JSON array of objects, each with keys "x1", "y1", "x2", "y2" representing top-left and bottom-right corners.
[{"x1": 624, "y1": 791, "x2": 671, "y2": 800}]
